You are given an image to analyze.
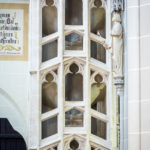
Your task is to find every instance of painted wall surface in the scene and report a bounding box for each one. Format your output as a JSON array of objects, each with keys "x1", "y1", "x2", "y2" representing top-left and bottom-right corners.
[
  {"x1": 128, "y1": 0, "x2": 150, "y2": 150},
  {"x1": 0, "y1": 0, "x2": 29, "y2": 146},
  {"x1": 0, "y1": 61, "x2": 29, "y2": 144}
]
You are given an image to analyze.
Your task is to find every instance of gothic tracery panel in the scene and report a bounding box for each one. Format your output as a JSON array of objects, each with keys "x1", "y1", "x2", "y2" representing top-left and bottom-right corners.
[
  {"x1": 64, "y1": 135, "x2": 86, "y2": 150},
  {"x1": 38, "y1": 0, "x2": 112, "y2": 149}
]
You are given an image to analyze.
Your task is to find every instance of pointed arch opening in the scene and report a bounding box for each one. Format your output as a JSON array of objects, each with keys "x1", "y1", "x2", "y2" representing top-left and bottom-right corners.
[
  {"x1": 91, "y1": 73, "x2": 106, "y2": 114},
  {"x1": 65, "y1": 63, "x2": 83, "y2": 101},
  {"x1": 42, "y1": 72, "x2": 57, "y2": 113},
  {"x1": 90, "y1": 0, "x2": 106, "y2": 38},
  {"x1": 42, "y1": 0, "x2": 58, "y2": 37}
]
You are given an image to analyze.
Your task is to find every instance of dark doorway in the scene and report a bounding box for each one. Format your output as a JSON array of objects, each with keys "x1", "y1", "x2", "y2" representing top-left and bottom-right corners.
[{"x1": 0, "y1": 118, "x2": 27, "y2": 150}]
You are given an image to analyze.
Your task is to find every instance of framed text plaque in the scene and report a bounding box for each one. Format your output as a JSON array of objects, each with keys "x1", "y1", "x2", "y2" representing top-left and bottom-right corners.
[{"x1": 0, "y1": 3, "x2": 28, "y2": 61}]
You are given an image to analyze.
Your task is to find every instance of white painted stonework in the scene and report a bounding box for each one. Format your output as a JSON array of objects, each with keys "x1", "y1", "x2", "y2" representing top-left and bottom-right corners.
[{"x1": 0, "y1": 0, "x2": 150, "y2": 150}]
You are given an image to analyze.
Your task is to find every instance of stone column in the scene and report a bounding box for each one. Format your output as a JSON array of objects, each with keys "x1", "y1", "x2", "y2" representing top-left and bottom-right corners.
[
  {"x1": 111, "y1": 1, "x2": 124, "y2": 149},
  {"x1": 114, "y1": 76, "x2": 124, "y2": 150}
]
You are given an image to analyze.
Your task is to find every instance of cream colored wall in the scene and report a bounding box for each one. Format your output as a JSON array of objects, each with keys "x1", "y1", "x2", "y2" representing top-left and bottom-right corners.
[
  {"x1": 140, "y1": 1, "x2": 150, "y2": 149},
  {"x1": 128, "y1": 0, "x2": 150, "y2": 150},
  {"x1": 0, "y1": 0, "x2": 29, "y2": 146},
  {"x1": 0, "y1": 61, "x2": 29, "y2": 144}
]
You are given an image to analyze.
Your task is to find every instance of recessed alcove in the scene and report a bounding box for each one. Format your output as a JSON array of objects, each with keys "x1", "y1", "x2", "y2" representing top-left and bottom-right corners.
[
  {"x1": 91, "y1": 40, "x2": 106, "y2": 63},
  {"x1": 42, "y1": 0, "x2": 58, "y2": 37},
  {"x1": 91, "y1": 147, "x2": 95, "y2": 150},
  {"x1": 91, "y1": 74, "x2": 106, "y2": 114},
  {"x1": 91, "y1": 116, "x2": 106, "y2": 139},
  {"x1": 65, "y1": 63, "x2": 83, "y2": 101},
  {"x1": 90, "y1": 0, "x2": 105, "y2": 38},
  {"x1": 65, "y1": 32, "x2": 83, "y2": 50},
  {"x1": 42, "y1": 116, "x2": 57, "y2": 139},
  {"x1": 65, "y1": 0, "x2": 83, "y2": 25},
  {"x1": 65, "y1": 109, "x2": 83, "y2": 127},
  {"x1": 70, "y1": 139, "x2": 79, "y2": 149},
  {"x1": 42, "y1": 40, "x2": 58, "y2": 62},
  {"x1": 42, "y1": 73, "x2": 57, "y2": 113}
]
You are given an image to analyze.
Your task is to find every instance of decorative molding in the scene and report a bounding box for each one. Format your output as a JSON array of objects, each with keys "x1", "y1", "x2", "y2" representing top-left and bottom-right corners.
[
  {"x1": 90, "y1": 140, "x2": 110, "y2": 150},
  {"x1": 90, "y1": 70, "x2": 108, "y2": 85},
  {"x1": 90, "y1": 33, "x2": 111, "y2": 50},
  {"x1": 64, "y1": 61, "x2": 84, "y2": 76},
  {"x1": 41, "y1": 69, "x2": 58, "y2": 84},
  {"x1": 41, "y1": 142, "x2": 58, "y2": 150},
  {"x1": 64, "y1": 134, "x2": 85, "y2": 150},
  {"x1": 113, "y1": 76, "x2": 124, "y2": 150},
  {"x1": 113, "y1": 76, "x2": 124, "y2": 89}
]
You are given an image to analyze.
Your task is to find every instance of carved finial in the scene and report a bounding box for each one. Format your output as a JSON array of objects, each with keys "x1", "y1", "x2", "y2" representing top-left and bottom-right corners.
[{"x1": 112, "y1": 0, "x2": 123, "y2": 12}]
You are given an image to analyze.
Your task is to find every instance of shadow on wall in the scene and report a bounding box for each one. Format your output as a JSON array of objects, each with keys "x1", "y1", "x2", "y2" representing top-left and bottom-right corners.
[{"x1": 0, "y1": 88, "x2": 28, "y2": 146}]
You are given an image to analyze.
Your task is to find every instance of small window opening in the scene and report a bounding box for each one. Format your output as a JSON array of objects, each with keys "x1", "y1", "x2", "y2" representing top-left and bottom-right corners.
[{"x1": 65, "y1": 63, "x2": 83, "y2": 101}]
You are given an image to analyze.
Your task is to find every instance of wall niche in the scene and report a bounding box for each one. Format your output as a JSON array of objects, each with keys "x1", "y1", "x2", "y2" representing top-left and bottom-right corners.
[
  {"x1": 91, "y1": 74, "x2": 106, "y2": 114},
  {"x1": 65, "y1": 0, "x2": 83, "y2": 25},
  {"x1": 42, "y1": 72, "x2": 57, "y2": 113},
  {"x1": 90, "y1": 0, "x2": 105, "y2": 38},
  {"x1": 65, "y1": 63, "x2": 83, "y2": 101},
  {"x1": 42, "y1": 0, "x2": 58, "y2": 37}
]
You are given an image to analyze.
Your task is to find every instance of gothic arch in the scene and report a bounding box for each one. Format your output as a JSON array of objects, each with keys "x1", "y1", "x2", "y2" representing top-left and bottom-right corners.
[{"x1": 0, "y1": 88, "x2": 27, "y2": 145}]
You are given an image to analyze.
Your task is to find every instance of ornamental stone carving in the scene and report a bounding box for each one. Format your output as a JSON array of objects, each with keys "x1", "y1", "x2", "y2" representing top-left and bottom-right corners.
[
  {"x1": 111, "y1": 12, "x2": 123, "y2": 76},
  {"x1": 112, "y1": 0, "x2": 123, "y2": 12}
]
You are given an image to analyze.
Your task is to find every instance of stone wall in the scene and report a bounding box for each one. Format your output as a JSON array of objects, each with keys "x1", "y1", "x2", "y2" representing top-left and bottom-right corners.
[{"x1": 128, "y1": 0, "x2": 150, "y2": 149}]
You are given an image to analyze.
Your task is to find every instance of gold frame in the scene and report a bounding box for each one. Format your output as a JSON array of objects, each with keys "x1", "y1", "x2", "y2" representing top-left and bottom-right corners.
[{"x1": 0, "y1": 3, "x2": 28, "y2": 61}]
